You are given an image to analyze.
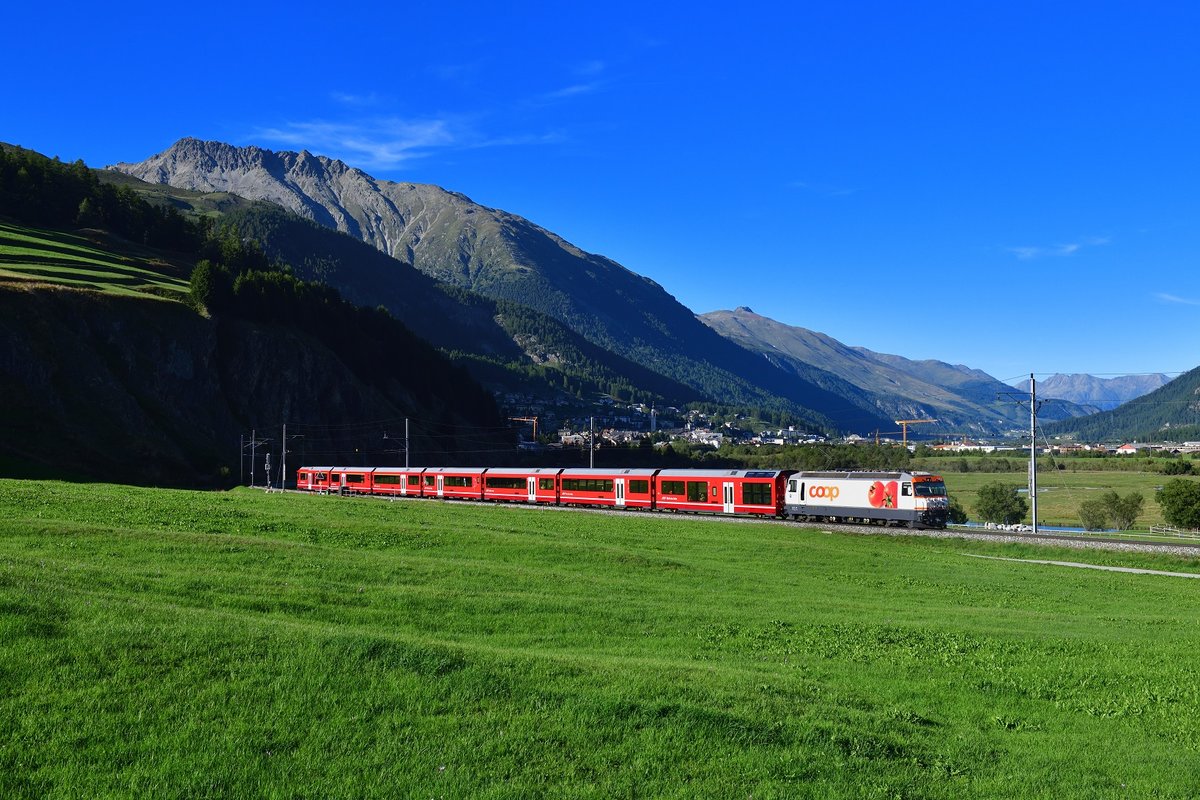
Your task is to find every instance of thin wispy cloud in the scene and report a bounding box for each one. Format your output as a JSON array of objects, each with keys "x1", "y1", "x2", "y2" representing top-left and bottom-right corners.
[
  {"x1": 1156, "y1": 292, "x2": 1200, "y2": 306},
  {"x1": 789, "y1": 180, "x2": 856, "y2": 198},
  {"x1": 255, "y1": 118, "x2": 458, "y2": 169},
  {"x1": 574, "y1": 60, "x2": 606, "y2": 77},
  {"x1": 254, "y1": 115, "x2": 560, "y2": 171},
  {"x1": 330, "y1": 91, "x2": 383, "y2": 107},
  {"x1": 1008, "y1": 236, "x2": 1110, "y2": 260},
  {"x1": 541, "y1": 82, "x2": 603, "y2": 101}
]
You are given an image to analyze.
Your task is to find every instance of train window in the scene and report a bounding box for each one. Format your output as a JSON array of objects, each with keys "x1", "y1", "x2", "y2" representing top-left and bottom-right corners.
[
  {"x1": 562, "y1": 478, "x2": 614, "y2": 492},
  {"x1": 687, "y1": 482, "x2": 708, "y2": 502},
  {"x1": 445, "y1": 476, "x2": 473, "y2": 487},
  {"x1": 902, "y1": 482, "x2": 912, "y2": 496},
  {"x1": 346, "y1": 474, "x2": 365, "y2": 484},
  {"x1": 539, "y1": 478, "x2": 556, "y2": 490},
  {"x1": 408, "y1": 475, "x2": 421, "y2": 486},
  {"x1": 424, "y1": 476, "x2": 436, "y2": 486},
  {"x1": 742, "y1": 482, "x2": 772, "y2": 505},
  {"x1": 629, "y1": 480, "x2": 649, "y2": 494},
  {"x1": 915, "y1": 483, "x2": 947, "y2": 497},
  {"x1": 375, "y1": 475, "x2": 401, "y2": 485},
  {"x1": 660, "y1": 480, "x2": 685, "y2": 495},
  {"x1": 486, "y1": 477, "x2": 525, "y2": 489}
]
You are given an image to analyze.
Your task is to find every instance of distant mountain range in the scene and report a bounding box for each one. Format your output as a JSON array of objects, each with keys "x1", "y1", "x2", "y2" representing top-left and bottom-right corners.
[
  {"x1": 1014, "y1": 373, "x2": 1171, "y2": 411},
  {"x1": 105, "y1": 138, "x2": 1184, "y2": 439},
  {"x1": 1044, "y1": 367, "x2": 1200, "y2": 442},
  {"x1": 699, "y1": 307, "x2": 1094, "y2": 433}
]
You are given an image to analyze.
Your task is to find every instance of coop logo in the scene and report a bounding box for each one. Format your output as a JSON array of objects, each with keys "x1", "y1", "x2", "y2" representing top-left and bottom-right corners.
[{"x1": 809, "y1": 485, "x2": 840, "y2": 500}]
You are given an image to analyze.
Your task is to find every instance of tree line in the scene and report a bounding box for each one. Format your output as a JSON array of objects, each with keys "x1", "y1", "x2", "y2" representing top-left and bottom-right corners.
[{"x1": 0, "y1": 146, "x2": 205, "y2": 250}]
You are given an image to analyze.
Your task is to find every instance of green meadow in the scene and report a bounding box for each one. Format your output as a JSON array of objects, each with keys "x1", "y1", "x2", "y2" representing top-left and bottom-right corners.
[
  {"x1": 944, "y1": 470, "x2": 1184, "y2": 529},
  {"x1": 4, "y1": 479, "x2": 1200, "y2": 798},
  {"x1": 0, "y1": 221, "x2": 189, "y2": 298}
]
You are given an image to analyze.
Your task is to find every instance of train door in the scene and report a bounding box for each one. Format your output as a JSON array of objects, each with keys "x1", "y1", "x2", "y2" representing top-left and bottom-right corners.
[
  {"x1": 615, "y1": 479, "x2": 626, "y2": 508},
  {"x1": 527, "y1": 477, "x2": 538, "y2": 504},
  {"x1": 437, "y1": 474, "x2": 444, "y2": 497},
  {"x1": 723, "y1": 482, "x2": 735, "y2": 514}
]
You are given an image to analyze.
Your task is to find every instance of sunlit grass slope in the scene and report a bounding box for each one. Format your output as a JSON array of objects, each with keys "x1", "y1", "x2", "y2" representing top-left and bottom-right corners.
[
  {"x1": 0, "y1": 221, "x2": 189, "y2": 297},
  {"x1": 3, "y1": 480, "x2": 1200, "y2": 798}
]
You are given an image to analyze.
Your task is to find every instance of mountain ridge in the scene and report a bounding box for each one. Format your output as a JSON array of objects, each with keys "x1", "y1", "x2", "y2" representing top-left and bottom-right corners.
[
  {"x1": 699, "y1": 307, "x2": 1095, "y2": 433},
  {"x1": 112, "y1": 138, "x2": 896, "y2": 433},
  {"x1": 1015, "y1": 373, "x2": 1171, "y2": 411}
]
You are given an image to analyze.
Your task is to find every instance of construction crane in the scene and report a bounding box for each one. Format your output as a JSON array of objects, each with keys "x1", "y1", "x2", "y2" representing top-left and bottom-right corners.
[
  {"x1": 894, "y1": 418, "x2": 938, "y2": 448},
  {"x1": 509, "y1": 416, "x2": 539, "y2": 442}
]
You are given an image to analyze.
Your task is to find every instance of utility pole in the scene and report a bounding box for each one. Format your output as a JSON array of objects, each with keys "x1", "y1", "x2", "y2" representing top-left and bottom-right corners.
[
  {"x1": 589, "y1": 416, "x2": 595, "y2": 468},
  {"x1": 239, "y1": 434, "x2": 244, "y2": 485},
  {"x1": 1030, "y1": 374, "x2": 1038, "y2": 536},
  {"x1": 280, "y1": 424, "x2": 286, "y2": 491},
  {"x1": 406, "y1": 417, "x2": 410, "y2": 469},
  {"x1": 245, "y1": 430, "x2": 270, "y2": 488}
]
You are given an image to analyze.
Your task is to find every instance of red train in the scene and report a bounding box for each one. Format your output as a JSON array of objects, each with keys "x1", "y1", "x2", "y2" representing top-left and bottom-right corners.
[{"x1": 295, "y1": 466, "x2": 950, "y2": 528}]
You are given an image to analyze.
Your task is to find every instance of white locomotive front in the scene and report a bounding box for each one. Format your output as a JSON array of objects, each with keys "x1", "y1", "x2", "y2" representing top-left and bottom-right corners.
[{"x1": 783, "y1": 470, "x2": 949, "y2": 528}]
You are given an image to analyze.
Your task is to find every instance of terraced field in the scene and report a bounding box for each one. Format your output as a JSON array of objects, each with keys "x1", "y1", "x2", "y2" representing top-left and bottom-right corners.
[{"x1": 0, "y1": 221, "x2": 189, "y2": 298}]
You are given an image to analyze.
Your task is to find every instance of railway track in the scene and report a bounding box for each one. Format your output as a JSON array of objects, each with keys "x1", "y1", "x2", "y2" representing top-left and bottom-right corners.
[{"x1": 294, "y1": 487, "x2": 1200, "y2": 558}]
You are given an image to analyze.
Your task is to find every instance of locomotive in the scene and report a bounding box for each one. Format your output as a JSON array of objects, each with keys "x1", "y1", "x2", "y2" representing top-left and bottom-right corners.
[{"x1": 295, "y1": 465, "x2": 950, "y2": 529}]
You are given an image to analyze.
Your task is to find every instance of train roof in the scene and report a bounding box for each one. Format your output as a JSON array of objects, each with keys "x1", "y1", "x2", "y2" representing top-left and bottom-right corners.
[
  {"x1": 483, "y1": 467, "x2": 565, "y2": 476},
  {"x1": 656, "y1": 469, "x2": 789, "y2": 479},
  {"x1": 792, "y1": 470, "x2": 942, "y2": 479},
  {"x1": 559, "y1": 467, "x2": 660, "y2": 476}
]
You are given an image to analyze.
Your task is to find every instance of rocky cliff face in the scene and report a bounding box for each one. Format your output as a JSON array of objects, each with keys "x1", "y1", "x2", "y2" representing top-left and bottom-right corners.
[{"x1": 0, "y1": 285, "x2": 492, "y2": 485}]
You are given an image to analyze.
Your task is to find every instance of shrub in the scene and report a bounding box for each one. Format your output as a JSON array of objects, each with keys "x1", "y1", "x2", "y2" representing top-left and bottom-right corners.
[
  {"x1": 1157, "y1": 480, "x2": 1200, "y2": 530},
  {"x1": 975, "y1": 483, "x2": 1028, "y2": 525}
]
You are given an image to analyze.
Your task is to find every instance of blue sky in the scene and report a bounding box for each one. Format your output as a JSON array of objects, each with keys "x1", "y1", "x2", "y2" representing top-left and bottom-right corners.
[{"x1": 6, "y1": 2, "x2": 1198, "y2": 383}]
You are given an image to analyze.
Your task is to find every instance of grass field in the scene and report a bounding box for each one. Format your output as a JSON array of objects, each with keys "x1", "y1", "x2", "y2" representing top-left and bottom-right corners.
[
  {"x1": 4, "y1": 480, "x2": 1200, "y2": 797},
  {"x1": 944, "y1": 470, "x2": 1194, "y2": 529},
  {"x1": 0, "y1": 221, "x2": 189, "y2": 298}
]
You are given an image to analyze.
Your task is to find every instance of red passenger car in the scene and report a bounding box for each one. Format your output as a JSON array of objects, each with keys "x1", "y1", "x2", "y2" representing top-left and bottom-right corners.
[
  {"x1": 557, "y1": 468, "x2": 658, "y2": 509},
  {"x1": 296, "y1": 467, "x2": 335, "y2": 493},
  {"x1": 421, "y1": 467, "x2": 486, "y2": 500},
  {"x1": 369, "y1": 467, "x2": 426, "y2": 497},
  {"x1": 328, "y1": 466, "x2": 375, "y2": 495},
  {"x1": 481, "y1": 468, "x2": 563, "y2": 504},
  {"x1": 653, "y1": 469, "x2": 793, "y2": 516}
]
